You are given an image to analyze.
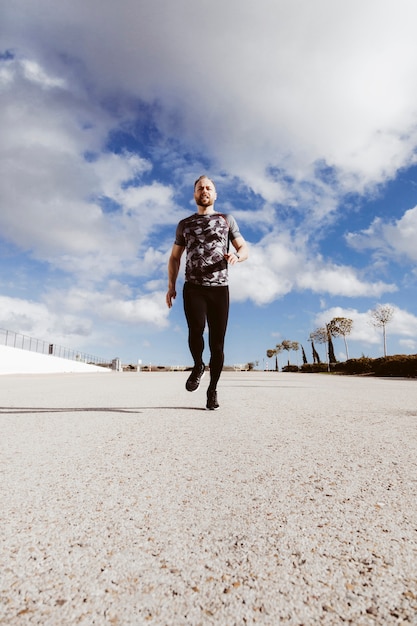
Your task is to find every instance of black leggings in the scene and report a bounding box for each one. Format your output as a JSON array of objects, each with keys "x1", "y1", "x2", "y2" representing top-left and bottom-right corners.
[{"x1": 183, "y1": 282, "x2": 229, "y2": 390}]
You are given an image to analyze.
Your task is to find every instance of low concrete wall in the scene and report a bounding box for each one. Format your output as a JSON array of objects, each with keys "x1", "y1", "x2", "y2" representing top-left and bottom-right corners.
[{"x1": 0, "y1": 345, "x2": 111, "y2": 375}]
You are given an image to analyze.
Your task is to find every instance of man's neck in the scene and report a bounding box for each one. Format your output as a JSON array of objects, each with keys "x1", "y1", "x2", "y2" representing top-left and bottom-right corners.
[{"x1": 196, "y1": 205, "x2": 216, "y2": 215}]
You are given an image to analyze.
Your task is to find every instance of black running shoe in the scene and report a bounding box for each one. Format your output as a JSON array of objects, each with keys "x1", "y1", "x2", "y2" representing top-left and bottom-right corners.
[
  {"x1": 185, "y1": 363, "x2": 205, "y2": 392},
  {"x1": 206, "y1": 389, "x2": 219, "y2": 410}
]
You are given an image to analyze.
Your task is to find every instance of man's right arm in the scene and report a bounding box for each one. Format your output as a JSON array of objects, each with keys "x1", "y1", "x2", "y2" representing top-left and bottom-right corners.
[{"x1": 166, "y1": 244, "x2": 185, "y2": 308}]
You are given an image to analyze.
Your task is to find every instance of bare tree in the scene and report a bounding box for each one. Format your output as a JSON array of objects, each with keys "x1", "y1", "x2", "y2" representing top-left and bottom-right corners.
[
  {"x1": 310, "y1": 327, "x2": 327, "y2": 363},
  {"x1": 310, "y1": 326, "x2": 336, "y2": 368},
  {"x1": 310, "y1": 327, "x2": 327, "y2": 344},
  {"x1": 370, "y1": 304, "x2": 394, "y2": 357},
  {"x1": 328, "y1": 317, "x2": 353, "y2": 360}
]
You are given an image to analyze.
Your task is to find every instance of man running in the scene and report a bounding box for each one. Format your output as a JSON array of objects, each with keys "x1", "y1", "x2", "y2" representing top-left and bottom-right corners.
[{"x1": 166, "y1": 175, "x2": 248, "y2": 410}]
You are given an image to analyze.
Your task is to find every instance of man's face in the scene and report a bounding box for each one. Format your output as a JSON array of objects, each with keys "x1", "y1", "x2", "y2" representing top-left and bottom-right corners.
[{"x1": 194, "y1": 178, "x2": 217, "y2": 207}]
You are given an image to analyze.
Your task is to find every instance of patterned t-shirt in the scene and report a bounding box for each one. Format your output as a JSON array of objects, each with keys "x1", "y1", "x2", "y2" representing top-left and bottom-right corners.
[{"x1": 175, "y1": 213, "x2": 241, "y2": 286}]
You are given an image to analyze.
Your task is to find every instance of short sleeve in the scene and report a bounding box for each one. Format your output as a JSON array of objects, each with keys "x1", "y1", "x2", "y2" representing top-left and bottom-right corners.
[
  {"x1": 225, "y1": 214, "x2": 241, "y2": 241},
  {"x1": 174, "y1": 220, "x2": 186, "y2": 247}
]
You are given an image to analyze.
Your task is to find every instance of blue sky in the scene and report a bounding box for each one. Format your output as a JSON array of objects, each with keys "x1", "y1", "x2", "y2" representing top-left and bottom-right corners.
[{"x1": 2, "y1": 0, "x2": 417, "y2": 367}]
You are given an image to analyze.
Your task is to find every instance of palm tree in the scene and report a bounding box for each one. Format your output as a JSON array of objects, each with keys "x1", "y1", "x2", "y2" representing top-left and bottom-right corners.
[
  {"x1": 281, "y1": 339, "x2": 292, "y2": 366},
  {"x1": 266, "y1": 349, "x2": 275, "y2": 369},
  {"x1": 267, "y1": 344, "x2": 283, "y2": 371}
]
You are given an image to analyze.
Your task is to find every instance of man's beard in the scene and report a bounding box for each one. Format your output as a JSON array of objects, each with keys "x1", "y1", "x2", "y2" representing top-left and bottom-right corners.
[{"x1": 199, "y1": 195, "x2": 213, "y2": 206}]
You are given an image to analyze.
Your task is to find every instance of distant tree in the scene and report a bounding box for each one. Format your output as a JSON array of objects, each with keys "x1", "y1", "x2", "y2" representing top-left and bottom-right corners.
[
  {"x1": 301, "y1": 344, "x2": 308, "y2": 364},
  {"x1": 279, "y1": 340, "x2": 300, "y2": 366},
  {"x1": 370, "y1": 304, "x2": 394, "y2": 357},
  {"x1": 281, "y1": 339, "x2": 292, "y2": 366},
  {"x1": 310, "y1": 327, "x2": 327, "y2": 344},
  {"x1": 275, "y1": 343, "x2": 284, "y2": 370},
  {"x1": 291, "y1": 341, "x2": 300, "y2": 364},
  {"x1": 266, "y1": 344, "x2": 283, "y2": 371},
  {"x1": 310, "y1": 326, "x2": 336, "y2": 367},
  {"x1": 326, "y1": 324, "x2": 337, "y2": 364},
  {"x1": 309, "y1": 338, "x2": 321, "y2": 364},
  {"x1": 266, "y1": 349, "x2": 275, "y2": 370},
  {"x1": 310, "y1": 328, "x2": 327, "y2": 363},
  {"x1": 328, "y1": 317, "x2": 353, "y2": 360}
]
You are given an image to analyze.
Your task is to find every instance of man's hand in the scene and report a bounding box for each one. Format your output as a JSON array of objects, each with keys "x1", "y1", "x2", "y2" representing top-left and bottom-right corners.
[
  {"x1": 166, "y1": 288, "x2": 177, "y2": 308},
  {"x1": 224, "y1": 252, "x2": 239, "y2": 265}
]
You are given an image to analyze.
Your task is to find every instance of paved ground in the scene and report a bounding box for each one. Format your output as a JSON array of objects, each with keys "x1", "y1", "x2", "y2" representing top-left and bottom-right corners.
[{"x1": 1, "y1": 371, "x2": 417, "y2": 625}]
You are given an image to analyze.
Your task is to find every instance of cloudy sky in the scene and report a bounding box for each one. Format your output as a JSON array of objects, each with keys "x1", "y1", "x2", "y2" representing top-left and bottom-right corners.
[{"x1": 2, "y1": 0, "x2": 417, "y2": 367}]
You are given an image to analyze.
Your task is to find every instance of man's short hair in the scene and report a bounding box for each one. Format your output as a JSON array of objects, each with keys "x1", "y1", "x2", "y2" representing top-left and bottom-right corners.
[{"x1": 194, "y1": 175, "x2": 216, "y2": 190}]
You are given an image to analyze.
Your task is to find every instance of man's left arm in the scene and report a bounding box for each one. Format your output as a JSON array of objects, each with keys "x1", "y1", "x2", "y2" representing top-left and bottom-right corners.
[{"x1": 225, "y1": 236, "x2": 248, "y2": 265}]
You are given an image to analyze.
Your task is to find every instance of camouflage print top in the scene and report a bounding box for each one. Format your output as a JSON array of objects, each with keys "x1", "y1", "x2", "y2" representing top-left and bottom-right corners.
[{"x1": 175, "y1": 213, "x2": 241, "y2": 286}]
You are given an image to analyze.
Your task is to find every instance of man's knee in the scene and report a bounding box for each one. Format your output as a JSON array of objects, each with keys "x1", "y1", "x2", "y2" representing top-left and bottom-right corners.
[
  {"x1": 189, "y1": 322, "x2": 205, "y2": 337},
  {"x1": 209, "y1": 339, "x2": 224, "y2": 356}
]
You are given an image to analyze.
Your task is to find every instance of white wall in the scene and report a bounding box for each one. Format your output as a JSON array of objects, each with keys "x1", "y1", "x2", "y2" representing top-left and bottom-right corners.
[{"x1": 0, "y1": 345, "x2": 111, "y2": 375}]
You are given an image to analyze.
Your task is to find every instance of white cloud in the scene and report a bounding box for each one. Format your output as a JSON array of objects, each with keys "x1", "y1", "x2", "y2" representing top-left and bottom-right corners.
[
  {"x1": 399, "y1": 339, "x2": 417, "y2": 353},
  {"x1": 297, "y1": 265, "x2": 396, "y2": 298},
  {"x1": 229, "y1": 237, "x2": 396, "y2": 304},
  {"x1": 44, "y1": 286, "x2": 169, "y2": 329},
  {"x1": 21, "y1": 58, "x2": 66, "y2": 89},
  {"x1": 4, "y1": 0, "x2": 417, "y2": 208},
  {"x1": 390, "y1": 306, "x2": 417, "y2": 337},
  {"x1": 346, "y1": 206, "x2": 417, "y2": 264},
  {"x1": 92, "y1": 152, "x2": 151, "y2": 199},
  {"x1": 0, "y1": 295, "x2": 93, "y2": 346},
  {"x1": 4, "y1": 1, "x2": 417, "y2": 246},
  {"x1": 0, "y1": 56, "x2": 183, "y2": 281},
  {"x1": 229, "y1": 238, "x2": 298, "y2": 304},
  {"x1": 98, "y1": 291, "x2": 169, "y2": 328}
]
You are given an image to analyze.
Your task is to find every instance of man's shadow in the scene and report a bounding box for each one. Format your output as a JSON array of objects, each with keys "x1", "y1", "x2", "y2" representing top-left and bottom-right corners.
[{"x1": 0, "y1": 406, "x2": 207, "y2": 414}]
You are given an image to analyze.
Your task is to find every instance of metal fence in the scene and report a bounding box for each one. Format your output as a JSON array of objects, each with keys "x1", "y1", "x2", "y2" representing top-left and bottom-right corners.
[{"x1": 0, "y1": 328, "x2": 111, "y2": 367}]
